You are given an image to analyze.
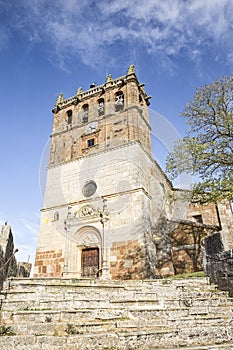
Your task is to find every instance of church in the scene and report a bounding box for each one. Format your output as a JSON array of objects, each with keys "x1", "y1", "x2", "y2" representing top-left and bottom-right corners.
[{"x1": 34, "y1": 65, "x2": 233, "y2": 280}]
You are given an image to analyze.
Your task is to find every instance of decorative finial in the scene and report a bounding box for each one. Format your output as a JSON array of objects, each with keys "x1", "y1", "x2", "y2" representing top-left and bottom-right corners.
[
  {"x1": 76, "y1": 87, "x2": 83, "y2": 96},
  {"x1": 55, "y1": 93, "x2": 64, "y2": 106},
  {"x1": 127, "y1": 64, "x2": 135, "y2": 75},
  {"x1": 105, "y1": 74, "x2": 112, "y2": 83}
]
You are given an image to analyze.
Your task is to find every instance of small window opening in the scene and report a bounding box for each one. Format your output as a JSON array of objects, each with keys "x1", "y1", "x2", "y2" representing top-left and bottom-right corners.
[
  {"x1": 82, "y1": 104, "x2": 89, "y2": 123},
  {"x1": 87, "y1": 138, "x2": 95, "y2": 147},
  {"x1": 67, "y1": 110, "x2": 72, "y2": 124},
  {"x1": 139, "y1": 94, "x2": 143, "y2": 105},
  {"x1": 193, "y1": 215, "x2": 203, "y2": 224},
  {"x1": 115, "y1": 91, "x2": 124, "y2": 112},
  {"x1": 54, "y1": 212, "x2": 59, "y2": 221},
  {"x1": 98, "y1": 98, "x2": 104, "y2": 116}
]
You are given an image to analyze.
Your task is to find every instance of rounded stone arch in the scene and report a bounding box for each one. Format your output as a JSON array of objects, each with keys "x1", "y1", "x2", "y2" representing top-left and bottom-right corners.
[
  {"x1": 115, "y1": 90, "x2": 124, "y2": 111},
  {"x1": 75, "y1": 226, "x2": 102, "y2": 278}
]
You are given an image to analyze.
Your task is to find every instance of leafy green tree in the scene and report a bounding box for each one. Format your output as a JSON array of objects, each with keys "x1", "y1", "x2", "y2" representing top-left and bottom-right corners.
[{"x1": 166, "y1": 76, "x2": 233, "y2": 203}]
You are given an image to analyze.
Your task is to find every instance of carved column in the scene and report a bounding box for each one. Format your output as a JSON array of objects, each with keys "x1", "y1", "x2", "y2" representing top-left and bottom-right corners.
[
  {"x1": 99, "y1": 199, "x2": 110, "y2": 280},
  {"x1": 63, "y1": 207, "x2": 72, "y2": 278}
]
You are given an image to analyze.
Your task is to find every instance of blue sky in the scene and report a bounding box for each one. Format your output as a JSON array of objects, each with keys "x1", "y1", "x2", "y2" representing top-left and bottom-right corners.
[{"x1": 0, "y1": 0, "x2": 232, "y2": 264}]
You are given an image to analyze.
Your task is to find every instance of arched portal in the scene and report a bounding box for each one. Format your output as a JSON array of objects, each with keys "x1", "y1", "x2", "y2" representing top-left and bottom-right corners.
[{"x1": 76, "y1": 226, "x2": 102, "y2": 278}]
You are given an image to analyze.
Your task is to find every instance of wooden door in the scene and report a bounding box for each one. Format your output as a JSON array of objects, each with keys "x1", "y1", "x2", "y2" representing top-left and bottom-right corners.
[{"x1": 81, "y1": 248, "x2": 99, "y2": 278}]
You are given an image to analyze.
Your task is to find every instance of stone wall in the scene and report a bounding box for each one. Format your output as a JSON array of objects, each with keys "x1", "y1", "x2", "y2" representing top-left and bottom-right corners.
[
  {"x1": 110, "y1": 238, "x2": 149, "y2": 279},
  {"x1": 50, "y1": 68, "x2": 151, "y2": 167},
  {"x1": 0, "y1": 223, "x2": 32, "y2": 290},
  {"x1": 35, "y1": 65, "x2": 233, "y2": 281},
  {"x1": 34, "y1": 249, "x2": 64, "y2": 278},
  {"x1": 187, "y1": 200, "x2": 233, "y2": 249},
  {"x1": 34, "y1": 142, "x2": 154, "y2": 278},
  {"x1": 152, "y1": 217, "x2": 219, "y2": 277},
  {"x1": 203, "y1": 232, "x2": 233, "y2": 296}
]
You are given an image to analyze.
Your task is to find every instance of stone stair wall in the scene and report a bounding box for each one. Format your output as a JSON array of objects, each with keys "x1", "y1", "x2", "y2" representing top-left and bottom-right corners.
[
  {"x1": 203, "y1": 232, "x2": 233, "y2": 297},
  {"x1": 0, "y1": 277, "x2": 233, "y2": 349}
]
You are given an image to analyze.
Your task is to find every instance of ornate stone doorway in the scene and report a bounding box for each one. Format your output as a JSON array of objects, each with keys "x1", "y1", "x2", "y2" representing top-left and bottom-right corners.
[
  {"x1": 81, "y1": 247, "x2": 99, "y2": 277},
  {"x1": 73, "y1": 226, "x2": 102, "y2": 279}
]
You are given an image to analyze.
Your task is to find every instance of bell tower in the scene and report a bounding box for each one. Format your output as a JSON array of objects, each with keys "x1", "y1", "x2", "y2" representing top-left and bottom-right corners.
[
  {"x1": 49, "y1": 64, "x2": 152, "y2": 167},
  {"x1": 34, "y1": 65, "x2": 159, "y2": 280}
]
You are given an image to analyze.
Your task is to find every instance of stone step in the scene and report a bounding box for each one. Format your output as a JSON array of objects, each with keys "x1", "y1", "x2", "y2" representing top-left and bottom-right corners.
[
  {"x1": 2, "y1": 320, "x2": 118, "y2": 336},
  {"x1": 2, "y1": 308, "x2": 231, "y2": 328},
  {"x1": 1, "y1": 282, "x2": 227, "y2": 302},
  {"x1": 1, "y1": 276, "x2": 233, "y2": 349},
  {"x1": 153, "y1": 346, "x2": 233, "y2": 350},
  {"x1": 1, "y1": 284, "x2": 230, "y2": 300},
  {"x1": 1, "y1": 317, "x2": 232, "y2": 338},
  {"x1": 5, "y1": 276, "x2": 211, "y2": 286},
  {"x1": 4, "y1": 277, "x2": 216, "y2": 294},
  {"x1": 3, "y1": 291, "x2": 230, "y2": 311},
  {"x1": 0, "y1": 327, "x2": 232, "y2": 350},
  {"x1": 129, "y1": 305, "x2": 233, "y2": 319},
  {"x1": 1, "y1": 294, "x2": 232, "y2": 313},
  {"x1": 1, "y1": 306, "x2": 232, "y2": 325},
  {"x1": 0, "y1": 319, "x2": 174, "y2": 336}
]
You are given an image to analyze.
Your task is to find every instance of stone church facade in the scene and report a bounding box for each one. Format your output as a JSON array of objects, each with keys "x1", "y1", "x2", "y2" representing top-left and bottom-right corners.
[{"x1": 34, "y1": 65, "x2": 233, "y2": 279}]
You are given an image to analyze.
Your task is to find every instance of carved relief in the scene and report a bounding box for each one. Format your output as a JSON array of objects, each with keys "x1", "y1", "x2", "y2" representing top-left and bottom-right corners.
[
  {"x1": 77, "y1": 227, "x2": 101, "y2": 248},
  {"x1": 79, "y1": 206, "x2": 95, "y2": 217},
  {"x1": 78, "y1": 232, "x2": 99, "y2": 246},
  {"x1": 75, "y1": 205, "x2": 96, "y2": 218}
]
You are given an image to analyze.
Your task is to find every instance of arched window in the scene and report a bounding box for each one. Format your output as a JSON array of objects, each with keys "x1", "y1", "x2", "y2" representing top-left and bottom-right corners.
[
  {"x1": 67, "y1": 110, "x2": 72, "y2": 124},
  {"x1": 54, "y1": 212, "x2": 59, "y2": 221},
  {"x1": 82, "y1": 104, "x2": 89, "y2": 123},
  {"x1": 98, "y1": 98, "x2": 104, "y2": 116},
  {"x1": 115, "y1": 91, "x2": 124, "y2": 112}
]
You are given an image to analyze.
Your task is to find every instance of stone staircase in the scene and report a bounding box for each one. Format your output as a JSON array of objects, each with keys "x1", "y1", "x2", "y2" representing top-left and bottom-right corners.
[{"x1": 0, "y1": 277, "x2": 233, "y2": 349}]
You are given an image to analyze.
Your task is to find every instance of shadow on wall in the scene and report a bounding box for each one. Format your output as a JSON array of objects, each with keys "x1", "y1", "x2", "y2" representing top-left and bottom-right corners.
[
  {"x1": 203, "y1": 232, "x2": 233, "y2": 297},
  {"x1": 151, "y1": 216, "x2": 219, "y2": 277}
]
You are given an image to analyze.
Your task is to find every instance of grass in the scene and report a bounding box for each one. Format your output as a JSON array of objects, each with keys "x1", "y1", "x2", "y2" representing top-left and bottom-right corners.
[
  {"x1": 0, "y1": 325, "x2": 16, "y2": 336},
  {"x1": 71, "y1": 279, "x2": 79, "y2": 284},
  {"x1": 168, "y1": 271, "x2": 205, "y2": 279},
  {"x1": 65, "y1": 323, "x2": 80, "y2": 335}
]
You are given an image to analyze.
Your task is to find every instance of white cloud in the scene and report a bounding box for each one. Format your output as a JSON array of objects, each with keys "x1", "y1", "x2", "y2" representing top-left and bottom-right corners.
[
  {"x1": 14, "y1": 215, "x2": 39, "y2": 263},
  {"x1": 20, "y1": 218, "x2": 39, "y2": 237},
  {"x1": 2, "y1": 0, "x2": 233, "y2": 68},
  {"x1": 0, "y1": 25, "x2": 9, "y2": 50},
  {"x1": 16, "y1": 243, "x2": 35, "y2": 264}
]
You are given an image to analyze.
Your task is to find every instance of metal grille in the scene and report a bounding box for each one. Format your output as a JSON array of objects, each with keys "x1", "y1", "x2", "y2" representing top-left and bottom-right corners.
[{"x1": 81, "y1": 248, "x2": 99, "y2": 278}]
